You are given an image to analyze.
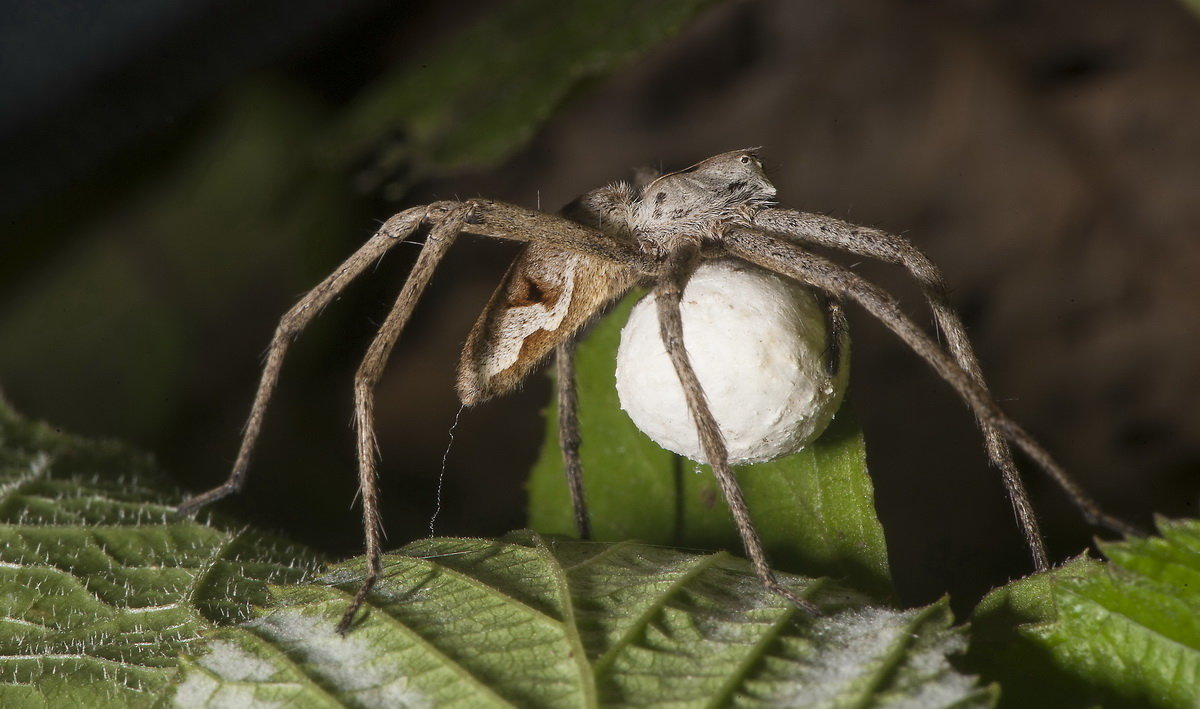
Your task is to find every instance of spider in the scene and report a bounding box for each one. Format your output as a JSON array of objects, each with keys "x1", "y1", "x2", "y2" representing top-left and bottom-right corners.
[{"x1": 177, "y1": 148, "x2": 1135, "y2": 633}]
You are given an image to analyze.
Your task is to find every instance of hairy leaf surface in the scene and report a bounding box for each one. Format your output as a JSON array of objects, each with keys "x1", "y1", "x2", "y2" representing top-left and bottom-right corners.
[
  {"x1": 175, "y1": 534, "x2": 990, "y2": 708},
  {"x1": 968, "y1": 518, "x2": 1200, "y2": 708},
  {"x1": 0, "y1": 402, "x2": 324, "y2": 707}
]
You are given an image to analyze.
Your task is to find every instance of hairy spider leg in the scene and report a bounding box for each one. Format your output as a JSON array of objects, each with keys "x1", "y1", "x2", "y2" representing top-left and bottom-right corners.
[
  {"x1": 726, "y1": 228, "x2": 1138, "y2": 559},
  {"x1": 555, "y1": 340, "x2": 591, "y2": 539},
  {"x1": 754, "y1": 209, "x2": 1045, "y2": 567},
  {"x1": 175, "y1": 204, "x2": 436, "y2": 518},
  {"x1": 341, "y1": 207, "x2": 467, "y2": 633},
  {"x1": 656, "y1": 238, "x2": 821, "y2": 615}
]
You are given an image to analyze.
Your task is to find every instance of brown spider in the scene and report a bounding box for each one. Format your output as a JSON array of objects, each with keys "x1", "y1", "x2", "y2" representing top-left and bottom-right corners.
[{"x1": 177, "y1": 149, "x2": 1134, "y2": 633}]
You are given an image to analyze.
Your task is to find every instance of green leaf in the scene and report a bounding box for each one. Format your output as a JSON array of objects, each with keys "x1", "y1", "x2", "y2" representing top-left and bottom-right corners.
[
  {"x1": 528, "y1": 291, "x2": 892, "y2": 600},
  {"x1": 0, "y1": 400, "x2": 324, "y2": 707},
  {"x1": 1, "y1": 377, "x2": 987, "y2": 707},
  {"x1": 175, "y1": 534, "x2": 992, "y2": 708},
  {"x1": 329, "y1": 0, "x2": 720, "y2": 183},
  {"x1": 967, "y1": 518, "x2": 1200, "y2": 708}
]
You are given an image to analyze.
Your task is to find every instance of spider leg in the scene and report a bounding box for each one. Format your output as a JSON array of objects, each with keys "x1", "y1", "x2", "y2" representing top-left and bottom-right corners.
[
  {"x1": 555, "y1": 340, "x2": 592, "y2": 540},
  {"x1": 656, "y1": 239, "x2": 819, "y2": 615},
  {"x1": 461, "y1": 199, "x2": 655, "y2": 271},
  {"x1": 818, "y1": 293, "x2": 848, "y2": 378},
  {"x1": 726, "y1": 229, "x2": 1137, "y2": 565},
  {"x1": 795, "y1": 218, "x2": 1138, "y2": 541},
  {"x1": 751, "y1": 211, "x2": 998, "y2": 397},
  {"x1": 339, "y1": 206, "x2": 467, "y2": 634},
  {"x1": 752, "y1": 209, "x2": 1049, "y2": 568},
  {"x1": 176, "y1": 204, "x2": 440, "y2": 518}
]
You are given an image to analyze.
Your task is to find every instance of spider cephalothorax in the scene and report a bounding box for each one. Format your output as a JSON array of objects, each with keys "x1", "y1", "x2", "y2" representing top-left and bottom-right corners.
[{"x1": 178, "y1": 149, "x2": 1134, "y2": 633}]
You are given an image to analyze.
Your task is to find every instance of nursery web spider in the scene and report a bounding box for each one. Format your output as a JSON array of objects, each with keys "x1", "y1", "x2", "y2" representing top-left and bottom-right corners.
[{"x1": 178, "y1": 149, "x2": 1135, "y2": 633}]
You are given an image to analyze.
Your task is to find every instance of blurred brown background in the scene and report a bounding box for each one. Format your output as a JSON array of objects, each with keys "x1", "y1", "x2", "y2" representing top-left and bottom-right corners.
[{"x1": 3, "y1": 0, "x2": 1198, "y2": 612}]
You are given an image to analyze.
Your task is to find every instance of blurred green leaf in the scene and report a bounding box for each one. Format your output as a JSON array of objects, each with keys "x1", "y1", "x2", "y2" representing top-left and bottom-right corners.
[
  {"x1": 175, "y1": 534, "x2": 989, "y2": 708},
  {"x1": 967, "y1": 518, "x2": 1200, "y2": 709},
  {"x1": 330, "y1": 0, "x2": 721, "y2": 185},
  {"x1": 527, "y1": 291, "x2": 892, "y2": 600},
  {"x1": 0, "y1": 82, "x2": 355, "y2": 441},
  {"x1": 0, "y1": 399, "x2": 324, "y2": 707}
]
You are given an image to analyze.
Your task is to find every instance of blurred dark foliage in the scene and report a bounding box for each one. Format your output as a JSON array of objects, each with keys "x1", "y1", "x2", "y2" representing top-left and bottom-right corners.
[{"x1": 3, "y1": 0, "x2": 1199, "y2": 615}]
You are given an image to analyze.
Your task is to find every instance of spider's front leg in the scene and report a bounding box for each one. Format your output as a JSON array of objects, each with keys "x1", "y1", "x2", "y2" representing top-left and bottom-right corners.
[
  {"x1": 177, "y1": 193, "x2": 646, "y2": 634},
  {"x1": 725, "y1": 227, "x2": 1137, "y2": 566},
  {"x1": 654, "y1": 239, "x2": 820, "y2": 615},
  {"x1": 753, "y1": 209, "x2": 1047, "y2": 567},
  {"x1": 782, "y1": 216, "x2": 1138, "y2": 540}
]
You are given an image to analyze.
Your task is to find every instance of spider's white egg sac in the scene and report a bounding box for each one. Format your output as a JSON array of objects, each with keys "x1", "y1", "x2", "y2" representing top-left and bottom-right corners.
[{"x1": 615, "y1": 259, "x2": 849, "y2": 465}]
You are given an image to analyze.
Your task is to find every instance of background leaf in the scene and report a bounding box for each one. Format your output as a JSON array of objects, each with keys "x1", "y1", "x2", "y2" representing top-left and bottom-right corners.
[
  {"x1": 0, "y1": 400, "x2": 324, "y2": 707},
  {"x1": 175, "y1": 534, "x2": 990, "y2": 708},
  {"x1": 527, "y1": 291, "x2": 892, "y2": 600},
  {"x1": 329, "y1": 0, "x2": 721, "y2": 186},
  {"x1": 966, "y1": 518, "x2": 1200, "y2": 708}
]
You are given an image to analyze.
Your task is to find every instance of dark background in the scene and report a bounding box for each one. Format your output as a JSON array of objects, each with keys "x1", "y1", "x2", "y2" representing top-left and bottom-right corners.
[{"x1": 3, "y1": 0, "x2": 1199, "y2": 613}]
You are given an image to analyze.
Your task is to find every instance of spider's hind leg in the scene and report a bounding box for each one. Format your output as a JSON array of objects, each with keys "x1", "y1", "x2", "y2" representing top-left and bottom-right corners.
[
  {"x1": 176, "y1": 204, "x2": 438, "y2": 518},
  {"x1": 753, "y1": 210, "x2": 1052, "y2": 568}
]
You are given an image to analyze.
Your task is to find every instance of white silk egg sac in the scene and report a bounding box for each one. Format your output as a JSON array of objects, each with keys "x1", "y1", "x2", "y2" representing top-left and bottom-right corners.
[{"x1": 615, "y1": 259, "x2": 849, "y2": 465}]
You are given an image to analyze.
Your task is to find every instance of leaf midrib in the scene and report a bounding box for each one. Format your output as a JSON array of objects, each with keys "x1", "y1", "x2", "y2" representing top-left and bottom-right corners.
[
  {"x1": 529, "y1": 533, "x2": 598, "y2": 709},
  {"x1": 848, "y1": 603, "x2": 945, "y2": 709}
]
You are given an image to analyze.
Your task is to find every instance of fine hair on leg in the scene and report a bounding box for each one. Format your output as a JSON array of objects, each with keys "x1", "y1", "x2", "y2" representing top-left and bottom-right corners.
[
  {"x1": 656, "y1": 239, "x2": 819, "y2": 615},
  {"x1": 181, "y1": 195, "x2": 651, "y2": 635},
  {"x1": 754, "y1": 209, "x2": 1047, "y2": 567},
  {"x1": 339, "y1": 207, "x2": 467, "y2": 633},
  {"x1": 176, "y1": 204, "x2": 436, "y2": 517},
  {"x1": 556, "y1": 340, "x2": 592, "y2": 540},
  {"x1": 817, "y1": 292, "x2": 847, "y2": 378},
  {"x1": 726, "y1": 228, "x2": 1138, "y2": 552}
]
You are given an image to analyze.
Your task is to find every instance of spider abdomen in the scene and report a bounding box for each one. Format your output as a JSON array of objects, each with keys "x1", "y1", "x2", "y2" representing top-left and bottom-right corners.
[{"x1": 615, "y1": 259, "x2": 849, "y2": 466}]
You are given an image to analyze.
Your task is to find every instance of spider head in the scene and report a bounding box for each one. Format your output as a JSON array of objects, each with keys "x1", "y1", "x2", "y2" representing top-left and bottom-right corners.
[{"x1": 635, "y1": 149, "x2": 778, "y2": 225}]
